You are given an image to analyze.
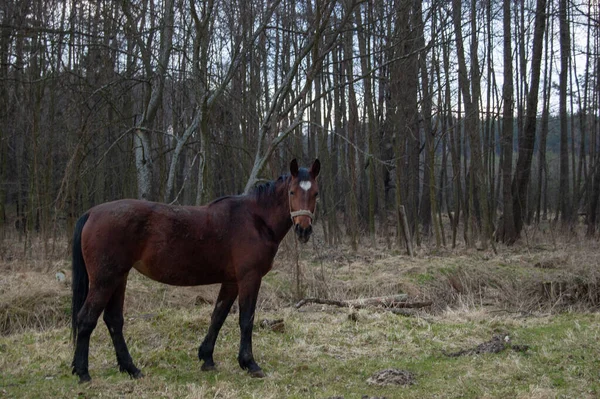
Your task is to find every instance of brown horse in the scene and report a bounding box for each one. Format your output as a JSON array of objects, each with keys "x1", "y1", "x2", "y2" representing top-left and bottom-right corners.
[{"x1": 71, "y1": 159, "x2": 320, "y2": 383}]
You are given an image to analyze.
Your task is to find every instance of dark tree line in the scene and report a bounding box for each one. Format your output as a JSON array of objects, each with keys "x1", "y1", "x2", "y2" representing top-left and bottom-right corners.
[{"x1": 1, "y1": 0, "x2": 599, "y2": 252}]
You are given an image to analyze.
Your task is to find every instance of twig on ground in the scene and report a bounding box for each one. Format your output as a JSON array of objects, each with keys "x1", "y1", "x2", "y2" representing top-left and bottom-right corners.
[{"x1": 294, "y1": 295, "x2": 432, "y2": 310}]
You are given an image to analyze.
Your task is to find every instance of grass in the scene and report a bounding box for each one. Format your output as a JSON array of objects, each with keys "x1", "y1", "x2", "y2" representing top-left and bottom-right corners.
[
  {"x1": 1, "y1": 230, "x2": 600, "y2": 398},
  {"x1": 1, "y1": 307, "x2": 600, "y2": 398}
]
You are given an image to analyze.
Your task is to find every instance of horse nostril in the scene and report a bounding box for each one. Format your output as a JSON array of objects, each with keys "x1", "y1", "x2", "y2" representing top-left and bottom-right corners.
[{"x1": 294, "y1": 223, "x2": 312, "y2": 242}]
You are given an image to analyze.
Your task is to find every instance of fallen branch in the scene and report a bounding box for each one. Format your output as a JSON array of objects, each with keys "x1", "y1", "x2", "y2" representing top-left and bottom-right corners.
[
  {"x1": 294, "y1": 295, "x2": 432, "y2": 310},
  {"x1": 295, "y1": 298, "x2": 351, "y2": 309},
  {"x1": 347, "y1": 294, "x2": 408, "y2": 307}
]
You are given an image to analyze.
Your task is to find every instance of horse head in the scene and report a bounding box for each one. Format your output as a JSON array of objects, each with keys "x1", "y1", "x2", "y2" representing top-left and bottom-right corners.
[{"x1": 288, "y1": 159, "x2": 320, "y2": 243}]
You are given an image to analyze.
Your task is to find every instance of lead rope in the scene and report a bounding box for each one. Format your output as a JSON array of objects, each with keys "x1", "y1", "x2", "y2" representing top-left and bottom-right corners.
[
  {"x1": 293, "y1": 224, "x2": 301, "y2": 300},
  {"x1": 288, "y1": 183, "x2": 301, "y2": 300}
]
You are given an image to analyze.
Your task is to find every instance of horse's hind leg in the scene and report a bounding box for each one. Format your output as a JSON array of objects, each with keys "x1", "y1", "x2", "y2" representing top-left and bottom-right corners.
[
  {"x1": 237, "y1": 276, "x2": 264, "y2": 378},
  {"x1": 72, "y1": 285, "x2": 113, "y2": 383},
  {"x1": 198, "y1": 283, "x2": 238, "y2": 371},
  {"x1": 103, "y1": 276, "x2": 142, "y2": 379}
]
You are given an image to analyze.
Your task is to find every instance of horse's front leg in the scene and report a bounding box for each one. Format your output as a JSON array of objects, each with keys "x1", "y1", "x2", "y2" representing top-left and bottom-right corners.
[
  {"x1": 198, "y1": 283, "x2": 238, "y2": 371},
  {"x1": 237, "y1": 275, "x2": 265, "y2": 378}
]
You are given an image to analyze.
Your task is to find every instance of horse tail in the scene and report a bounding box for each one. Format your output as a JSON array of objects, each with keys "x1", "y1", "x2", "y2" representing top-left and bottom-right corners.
[{"x1": 71, "y1": 212, "x2": 90, "y2": 344}]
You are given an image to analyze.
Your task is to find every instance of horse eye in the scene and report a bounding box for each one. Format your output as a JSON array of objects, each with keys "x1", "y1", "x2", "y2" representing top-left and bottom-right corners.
[
  {"x1": 289, "y1": 191, "x2": 294, "y2": 196},
  {"x1": 315, "y1": 192, "x2": 319, "y2": 197}
]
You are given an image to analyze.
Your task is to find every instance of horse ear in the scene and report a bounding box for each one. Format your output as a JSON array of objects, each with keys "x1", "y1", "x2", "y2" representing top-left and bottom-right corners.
[
  {"x1": 290, "y1": 159, "x2": 299, "y2": 177},
  {"x1": 310, "y1": 159, "x2": 320, "y2": 178}
]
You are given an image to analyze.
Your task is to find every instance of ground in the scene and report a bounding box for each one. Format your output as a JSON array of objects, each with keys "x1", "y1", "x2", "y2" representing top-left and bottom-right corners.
[{"x1": 0, "y1": 230, "x2": 599, "y2": 398}]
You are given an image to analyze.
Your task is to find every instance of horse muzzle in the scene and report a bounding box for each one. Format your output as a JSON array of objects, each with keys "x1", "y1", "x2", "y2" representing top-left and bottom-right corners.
[
  {"x1": 294, "y1": 223, "x2": 313, "y2": 243},
  {"x1": 290, "y1": 209, "x2": 315, "y2": 243}
]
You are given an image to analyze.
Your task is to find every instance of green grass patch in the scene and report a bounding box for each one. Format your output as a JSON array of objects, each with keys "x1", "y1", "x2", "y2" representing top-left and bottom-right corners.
[
  {"x1": 1, "y1": 308, "x2": 599, "y2": 398},
  {"x1": 2, "y1": 239, "x2": 600, "y2": 397}
]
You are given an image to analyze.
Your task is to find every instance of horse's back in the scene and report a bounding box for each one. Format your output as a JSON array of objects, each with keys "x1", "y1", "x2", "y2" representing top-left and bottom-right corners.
[{"x1": 81, "y1": 199, "x2": 237, "y2": 286}]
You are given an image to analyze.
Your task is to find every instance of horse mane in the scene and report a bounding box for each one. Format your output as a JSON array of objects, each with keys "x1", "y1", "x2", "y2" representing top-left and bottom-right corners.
[
  {"x1": 208, "y1": 168, "x2": 310, "y2": 206},
  {"x1": 206, "y1": 176, "x2": 287, "y2": 208},
  {"x1": 250, "y1": 168, "x2": 311, "y2": 203},
  {"x1": 251, "y1": 174, "x2": 289, "y2": 203}
]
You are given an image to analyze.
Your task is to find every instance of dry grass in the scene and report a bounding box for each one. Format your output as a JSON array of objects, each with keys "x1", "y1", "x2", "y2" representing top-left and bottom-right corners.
[
  {"x1": 1, "y1": 226, "x2": 599, "y2": 336},
  {"x1": 0, "y1": 227, "x2": 599, "y2": 397},
  {"x1": 2, "y1": 303, "x2": 599, "y2": 398},
  {"x1": 0, "y1": 272, "x2": 71, "y2": 335}
]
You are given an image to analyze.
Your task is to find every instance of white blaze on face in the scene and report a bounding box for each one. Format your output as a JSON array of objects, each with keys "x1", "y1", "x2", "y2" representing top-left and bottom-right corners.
[{"x1": 299, "y1": 181, "x2": 312, "y2": 192}]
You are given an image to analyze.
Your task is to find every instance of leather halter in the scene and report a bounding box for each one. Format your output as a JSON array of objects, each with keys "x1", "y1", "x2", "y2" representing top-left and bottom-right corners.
[{"x1": 288, "y1": 180, "x2": 317, "y2": 223}]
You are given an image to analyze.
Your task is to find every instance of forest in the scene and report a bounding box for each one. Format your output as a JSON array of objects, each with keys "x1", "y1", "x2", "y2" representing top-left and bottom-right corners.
[
  {"x1": 2, "y1": 1, "x2": 600, "y2": 397},
  {"x1": 0, "y1": 0, "x2": 599, "y2": 250}
]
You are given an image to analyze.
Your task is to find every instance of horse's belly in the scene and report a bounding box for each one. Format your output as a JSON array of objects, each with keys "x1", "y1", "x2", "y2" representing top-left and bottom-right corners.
[{"x1": 132, "y1": 255, "x2": 230, "y2": 286}]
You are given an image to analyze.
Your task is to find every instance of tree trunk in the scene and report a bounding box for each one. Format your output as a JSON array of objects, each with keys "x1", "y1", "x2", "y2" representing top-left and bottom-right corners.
[
  {"x1": 536, "y1": 3, "x2": 552, "y2": 224},
  {"x1": 588, "y1": 157, "x2": 600, "y2": 236},
  {"x1": 452, "y1": 0, "x2": 490, "y2": 249},
  {"x1": 417, "y1": 0, "x2": 433, "y2": 239},
  {"x1": 124, "y1": 0, "x2": 175, "y2": 201},
  {"x1": 558, "y1": 0, "x2": 572, "y2": 224},
  {"x1": 500, "y1": 0, "x2": 517, "y2": 244},
  {"x1": 356, "y1": 4, "x2": 377, "y2": 244},
  {"x1": 344, "y1": 14, "x2": 360, "y2": 251},
  {"x1": 511, "y1": 0, "x2": 547, "y2": 235}
]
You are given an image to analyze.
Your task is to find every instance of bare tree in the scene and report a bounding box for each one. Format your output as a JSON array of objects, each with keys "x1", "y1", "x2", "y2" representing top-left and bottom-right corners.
[
  {"x1": 558, "y1": 0, "x2": 572, "y2": 224},
  {"x1": 243, "y1": 0, "x2": 355, "y2": 194},
  {"x1": 499, "y1": 0, "x2": 517, "y2": 244},
  {"x1": 511, "y1": 0, "x2": 548, "y2": 238},
  {"x1": 122, "y1": 0, "x2": 175, "y2": 201},
  {"x1": 452, "y1": 0, "x2": 492, "y2": 249}
]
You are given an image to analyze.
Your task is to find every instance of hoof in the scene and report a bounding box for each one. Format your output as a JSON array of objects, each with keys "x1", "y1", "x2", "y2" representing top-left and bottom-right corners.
[
  {"x1": 73, "y1": 367, "x2": 91, "y2": 383},
  {"x1": 120, "y1": 364, "x2": 143, "y2": 379},
  {"x1": 131, "y1": 370, "x2": 144, "y2": 379},
  {"x1": 201, "y1": 363, "x2": 217, "y2": 372},
  {"x1": 249, "y1": 369, "x2": 266, "y2": 378}
]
